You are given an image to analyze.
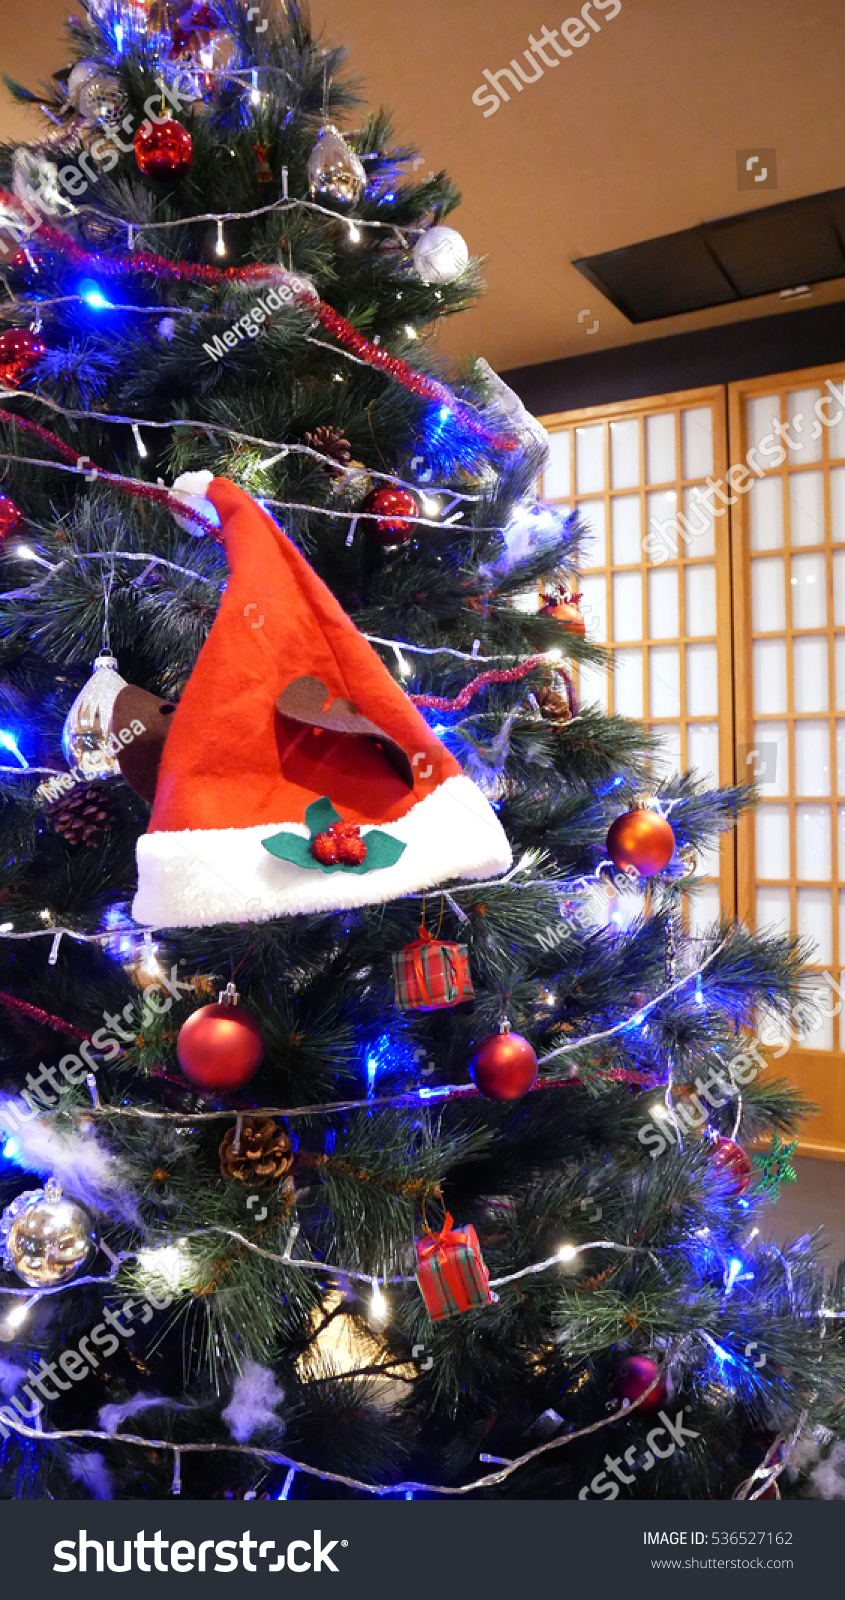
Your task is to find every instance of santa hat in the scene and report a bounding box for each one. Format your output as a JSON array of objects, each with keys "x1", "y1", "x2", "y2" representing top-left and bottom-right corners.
[{"x1": 129, "y1": 478, "x2": 512, "y2": 927}]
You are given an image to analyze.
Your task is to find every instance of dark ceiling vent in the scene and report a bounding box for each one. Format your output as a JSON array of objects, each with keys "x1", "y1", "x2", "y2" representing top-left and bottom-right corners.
[{"x1": 573, "y1": 187, "x2": 845, "y2": 322}]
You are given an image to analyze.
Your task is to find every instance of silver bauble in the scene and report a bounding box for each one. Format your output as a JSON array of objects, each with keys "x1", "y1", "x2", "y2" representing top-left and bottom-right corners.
[
  {"x1": 67, "y1": 59, "x2": 104, "y2": 108},
  {"x1": 62, "y1": 654, "x2": 128, "y2": 778},
  {"x1": 306, "y1": 124, "x2": 366, "y2": 208},
  {"x1": 413, "y1": 224, "x2": 469, "y2": 285},
  {"x1": 77, "y1": 74, "x2": 126, "y2": 131},
  {"x1": 1, "y1": 1179, "x2": 98, "y2": 1289}
]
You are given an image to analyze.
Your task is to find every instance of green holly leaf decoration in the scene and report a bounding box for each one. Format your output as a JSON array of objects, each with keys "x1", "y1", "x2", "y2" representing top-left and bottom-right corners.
[
  {"x1": 261, "y1": 797, "x2": 407, "y2": 875},
  {"x1": 753, "y1": 1133, "x2": 798, "y2": 1203}
]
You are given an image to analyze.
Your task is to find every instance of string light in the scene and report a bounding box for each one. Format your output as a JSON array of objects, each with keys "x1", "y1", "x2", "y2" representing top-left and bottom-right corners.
[
  {"x1": 250, "y1": 69, "x2": 261, "y2": 105},
  {"x1": 0, "y1": 731, "x2": 27, "y2": 769},
  {"x1": 347, "y1": 221, "x2": 361, "y2": 243},
  {"x1": 131, "y1": 422, "x2": 147, "y2": 459},
  {"x1": 214, "y1": 219, "x2": 226, "y2": 258},
  {"x1": 369, "y1": 1279, "x2": 388, "y2": 1323}
]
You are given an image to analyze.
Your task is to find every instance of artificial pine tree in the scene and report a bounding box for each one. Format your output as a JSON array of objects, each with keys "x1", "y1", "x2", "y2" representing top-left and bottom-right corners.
[{"x1": 0, "y1": 0, "x2": 842, "y2": 1502}]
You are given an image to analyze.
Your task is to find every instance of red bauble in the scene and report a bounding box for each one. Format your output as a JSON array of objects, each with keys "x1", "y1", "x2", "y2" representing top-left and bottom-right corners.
[
  {"x1": 618, "y1": 1354, "x2": 666, "y2": 1413},
  {"x1": 134, "y1": 118, "x2": 194, "y2": 180},
  {"x1": 362, "y1": 487, "x2": 419, "y2": 547},
  {"x1": 541, "y1": 591, "x2": 586, "y2": 636},
  {"x1": 606, "y1": 808, "x2": 675, "y2": 878},
  {"x1": 470, "y1": 1026, "x2": 538, "y2": 1100},
  {"x1": 0, "y1": 328, "x2": 46, "y2": 388},
  {"x1": 177, "y1": 985, "x2": 264, "y2": 1093},
  {"x1": 0, "y1": 494, "x2": 23, "y2": 537},
  {"x1": 711, "y1": 1136, "x2": 754, "y2": 1196}
]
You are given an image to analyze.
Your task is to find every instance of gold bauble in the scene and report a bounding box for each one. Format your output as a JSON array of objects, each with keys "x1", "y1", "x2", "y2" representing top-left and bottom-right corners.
[{"x1": 2, "y1": 1179, "x2": 97, "y2": 1288}]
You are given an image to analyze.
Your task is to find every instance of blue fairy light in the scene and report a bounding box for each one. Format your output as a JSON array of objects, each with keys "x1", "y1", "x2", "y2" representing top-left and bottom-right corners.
[
  {"x1": 79, "y1": 280, "x2": 113, "y2": 310},
  {"x1": 695, "y1": 974, "x2": 705, "y2": 1007},
  {"x1": 0, "y1": 730, "x2": 27, "y2": 769}
]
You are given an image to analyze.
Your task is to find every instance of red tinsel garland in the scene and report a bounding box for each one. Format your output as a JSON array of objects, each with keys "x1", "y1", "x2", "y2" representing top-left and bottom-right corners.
[
  {"x1": 0, "y1": 987, "x2": 93, "y2": 1042},
  {"x1": 0, "y1": 190, "x2": 517, "y2": 454},
  {"x1": 409, "y1": 654, "x2": 547, "y2": 712}
]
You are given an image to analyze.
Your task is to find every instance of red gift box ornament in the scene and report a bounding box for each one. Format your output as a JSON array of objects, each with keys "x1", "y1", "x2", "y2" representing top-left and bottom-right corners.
[
  {"x1": 392, "y1": 925, "x2": 474, "y2": 1011},
  {"x1": 415, "y1": 1212, "x2": 494, "y2": 1321}
]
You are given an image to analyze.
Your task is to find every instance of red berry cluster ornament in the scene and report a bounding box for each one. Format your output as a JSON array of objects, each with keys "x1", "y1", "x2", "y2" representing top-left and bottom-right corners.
[
  {"x1": 362, "y1": 486, "x2": 419, "y2": 547},
  {"x1": 0, "y1": 328, "x2": 46, "y2": 387},
  {"x1": 176, "y1": 982, "x2": 264, "y2": 1093},
  {"x1": 0, "y1": 493, "x2": 23, "y2": 537},
  {"x1": 311, "y1": 820, "x2": 367, "y2": 867},
  {"x1": 470, "y1": 1021, "x2": 538, "y2": 1101},
  {"x1": 134, "y1": 118, "x2": 194, "y2": 180}
]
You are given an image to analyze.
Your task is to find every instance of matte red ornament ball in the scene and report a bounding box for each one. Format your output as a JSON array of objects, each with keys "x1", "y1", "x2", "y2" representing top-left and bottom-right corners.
[
  {"x1": 618, "y1": 1354, "x2": 666, "y2": 1413},
  {"x1": 177, "y1": 1001, "x2": 264, "y2": 1092},
  {"x1": 134, "y1": 118, "x2": 194, "y2": 180},
  {"x1": 606, "y1": 808, "x2": 675, "y2": 878},
  {"x1": 470, "y1": 1028, "x2": 538, "y2": 1100},
  {"x1": 0, "y1": 493, "x2": 23, "y2": 537},
  {"x1": 362, "y1": 487, "x2": 419, "y2": 546},
  {"x1": 0, "y1": 328, "x2": 46, "y2": 388},
  {"x1": 710, "y1": 1136, "x2": 754, "y2": 1196}
]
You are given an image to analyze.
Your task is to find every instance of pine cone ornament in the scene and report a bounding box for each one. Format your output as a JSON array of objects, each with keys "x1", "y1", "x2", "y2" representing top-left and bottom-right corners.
[
  {"x1": 536, "y1": 686, "x2": 572, "y2": 723},
  {"x1": 219, "y1": 1117, "x2": 294, "y2": 1191},
  {"x1": 43, "y1": 779, "x2": 115, "y2": 844},
  {"x1": 303, "y1": 425, "x2": 352, "y2": 473}
]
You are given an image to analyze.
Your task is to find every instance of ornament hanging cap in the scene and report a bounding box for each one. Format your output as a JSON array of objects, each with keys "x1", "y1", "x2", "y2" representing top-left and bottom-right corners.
[{"x1": 130, "y1": 478, "x2": 511, "y2": 927}]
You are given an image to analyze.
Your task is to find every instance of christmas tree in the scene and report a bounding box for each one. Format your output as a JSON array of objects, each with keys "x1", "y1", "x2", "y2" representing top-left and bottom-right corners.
[{"x1": 0, "y1": 0, "x2": 842, "y2": 1503}]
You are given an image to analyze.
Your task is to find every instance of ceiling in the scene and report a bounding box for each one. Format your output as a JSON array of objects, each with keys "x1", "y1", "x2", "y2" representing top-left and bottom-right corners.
[{"x1": 5, "y1": 0, "x2": 845, "y2": 372}]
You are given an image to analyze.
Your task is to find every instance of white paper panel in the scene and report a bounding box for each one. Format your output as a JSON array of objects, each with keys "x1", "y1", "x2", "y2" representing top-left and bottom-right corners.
[
  {"x1": 794, "y1": 720, "x2": 831, "y2": 795},
  {"x1": 751, "y1": 556, "x2": 786, "y2": 631},
  {"x1": 797, "y1": 886, "x2": 833, "y2": 965},
  {"x1": 681, "y1": 406, "x2": 714, "y2": 480},
  {"x1": 687, "y1": 721, "x2": 719, "y2": 784},
  {"x1": 756, "y1": 884, "x2": 792, "y2": 936},
  {"x1": 646, "y1": 489, "x2": 678, "y2": 562},
  {"x1": 686, "y1": 643, "x2": 719, "y2": 715},
  {"x1": 578, "y1": 662, "x2": 607, "y2": 711},
  {"x1": 833, "y1": 550, "x2": 845, "y2": 627},
  {"x1": 509, "y1": 588, "x2": 539, "y2": 614},
  {"x1": 612, "y1": 570, "x2": 643, "y2": 641},
  {"x1": 753, "y1": 638, "x2": 789, "y2": 713},
  {"x1": 614, "y1": 649, "x2": 643, "y2": 718},
  {"x1": 543, "y1": 430, "x2": 570, "y2": 500},
  {"x1": 791, "y1": 551, "x2": 827, "y2": 629},
  {"x1": 689, "y1": 883, "x2": 721, "y2": 937},
  {"x1": 836, "y1": 720, "x2": 845, "y2": 793},
  {"x1": 685, "y1": 563, "x2": 717, "y2": 636},
  {"x1": 580, "y1": 574, "x2": 607, "y2": 642},
  {"x1": 789, "y1": 470, "x2": 825, "y2": 546},
  {"x1": 787, "y1": 388, "x2": 823, "y2": 463},
  {"x1": 746, "y1": 395, "x2": 781, "y2": 454},
  {"x1": 799, "y1": 1006, "x2": 834, "y2": 1051},
  {"x1": 645, "y1": 412, "x2": 675, "y2": 483},
  {"x1": 579, "y1": 499, "x2": 606, "y2": 569},
  {"x1": 648, "y1": 567, "x2": 680, "y2": 639},
  {"x1": 753, "y1": 721, "x2": 788, "y2": 795},
  {"x1": 796, "y1": 805, "x2": 831, "y2": 880},
  {"x1": 831, "y1": 466, "x2": 845, "y2": 542},
  {"x1": 651, "y1": 724, "x2": 681, "y2": 776},
  {"x1": 610, "y1": 419, "x2": 640, "y2": 489},
  {"x1": 749, "y1": 474, "x2": 784, "y2": 550},
  {"x1": 828, "y1": 393, "x2": 845, "y2": 460},
  {"x1": 682, "y1": 487, "x2": 715, "y2": 557},
  {"x1": 649, "y1": 646, "x2": 681, "y2": 717},
  {"x1": 793, "y1": 635, "x2": 830, "y2": 712},
  {"x1": 576, "y1": 425, "x2": 604, "y2": 494},
  {"x1": 756, "y1": 805, "x2": 790, "y2": 878},
  {"x1": 697, "y1": 840, "x2": 721, "y2": 879},
  {"x1": 611, "y1": 495, "x2": 643, "y2": 565}
]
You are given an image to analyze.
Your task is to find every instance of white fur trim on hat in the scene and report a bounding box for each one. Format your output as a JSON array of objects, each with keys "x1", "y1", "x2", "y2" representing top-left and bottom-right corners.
[
  {"x1": 170, "y1": 471, "x2": 219, "y2": 535},
  {"x1": 132, "y1": 775, "x2": 512, "y2": 928}
]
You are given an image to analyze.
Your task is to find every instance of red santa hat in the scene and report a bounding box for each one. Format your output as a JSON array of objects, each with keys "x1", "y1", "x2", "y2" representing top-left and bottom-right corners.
[{"x1": 129, "y1": 478, "x2": 512, "y2": 927}]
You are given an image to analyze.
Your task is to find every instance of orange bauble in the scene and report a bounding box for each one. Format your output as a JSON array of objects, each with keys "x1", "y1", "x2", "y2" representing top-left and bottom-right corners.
[
  {"x1": 177, "y1": 986, "x2": 264, "y2": 1093},
  {"x1": 470, "y1": 1026, "x2": 538, "y2": 1100},
  {"x1": 541, "y1": 591, "x2": 585, "y2": 636},
  {"x1": 606, "y1": 809, "x2": 675, "y2": 878}
]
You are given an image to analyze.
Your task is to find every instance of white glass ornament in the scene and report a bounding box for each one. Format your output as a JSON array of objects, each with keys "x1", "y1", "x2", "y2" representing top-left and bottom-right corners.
[
  {"x1": 12, "y1": 148, "x2": 75, "y2": 218},
  {"x1": 306, "y1": 124, "x2": 366, "y2": 208},
  {"x1": 413, "y1": 224, "x2": 470, "y2": 285},
  {"x1": 67, "y1": 59, "x2": 104, "y2": 107},
  {"x1": 62, "y1": 653, "x2": 128, "y2": 778},
  {"x1": 1, "y1": 1178, "x2": 98, "y2": 1289}
]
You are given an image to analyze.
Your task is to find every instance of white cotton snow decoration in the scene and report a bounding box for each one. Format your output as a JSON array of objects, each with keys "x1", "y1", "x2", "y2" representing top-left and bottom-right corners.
[
  {"x1": 67, "y1": 1450, "x2": 114, "y2": 1499},
  {"x1": 0, "y1": 1097, "x2": 137, "y2": 1223},
  {"x1": 99, "y1": 1394, "x2": 183, "y2": 1434},
  {"x1": 222, "y1": 1361, "x2": 286, "y2": 1442}
]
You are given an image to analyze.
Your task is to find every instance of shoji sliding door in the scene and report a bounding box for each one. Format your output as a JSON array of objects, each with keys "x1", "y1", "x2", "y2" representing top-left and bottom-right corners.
[
  {"x1": 729, "y1": 364, "x2": 845, "y2": 1156},
  {"x1": 540, "y1": 389, "x2": 736, "y2": 929}
]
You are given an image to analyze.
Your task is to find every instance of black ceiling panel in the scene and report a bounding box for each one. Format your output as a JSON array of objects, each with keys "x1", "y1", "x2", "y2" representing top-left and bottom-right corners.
[{"x1": 574, "y1": 186, "x2": 845, "y2": 322}]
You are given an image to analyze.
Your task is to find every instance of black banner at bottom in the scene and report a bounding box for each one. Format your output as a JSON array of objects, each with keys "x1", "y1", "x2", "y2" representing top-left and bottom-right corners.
[{"x1": 0, "y1": 1497, "x2": 835, "y2": 1597}]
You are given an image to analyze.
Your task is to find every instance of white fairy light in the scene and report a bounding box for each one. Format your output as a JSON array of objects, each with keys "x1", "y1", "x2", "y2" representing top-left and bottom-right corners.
[
  {"x1": 131, "y1": 422, "x2": 147, "y2": 459},
  {"x1": 369, "y1": 1279, "x2": 388, "y2": 1323},
  {"x1": 347, "y1": 221, "x2": 361, "y2": 243},
  {"x1": 215, "y1": 219, "x2": 226, "y2": 257},
  {"x1": 557, "y1": 1244, "x2": 579, "y2": 1262}
]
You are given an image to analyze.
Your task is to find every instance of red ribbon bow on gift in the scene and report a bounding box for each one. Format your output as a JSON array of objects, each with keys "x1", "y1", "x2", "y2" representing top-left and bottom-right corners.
[{"x1": 409, "y1": 928, "x2": 467, "y2": 1006}]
